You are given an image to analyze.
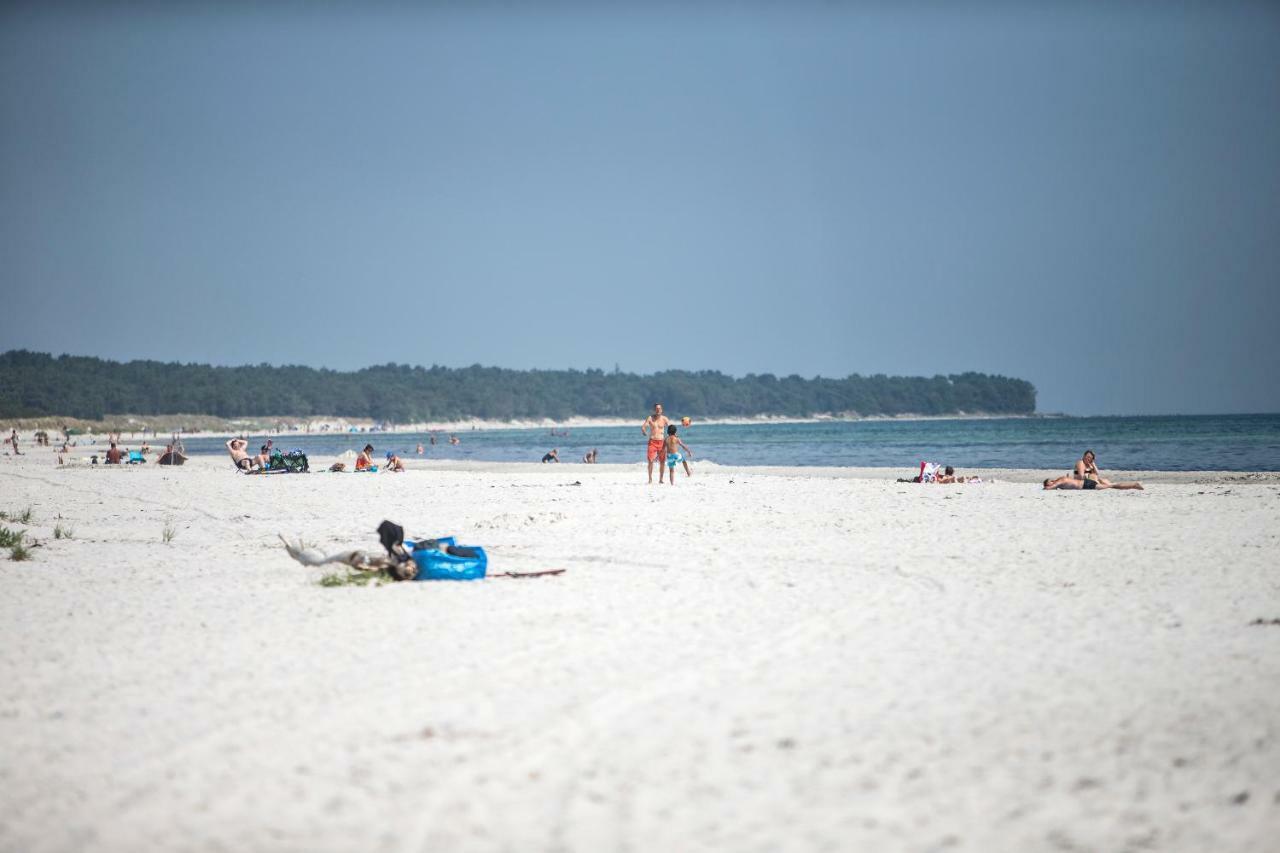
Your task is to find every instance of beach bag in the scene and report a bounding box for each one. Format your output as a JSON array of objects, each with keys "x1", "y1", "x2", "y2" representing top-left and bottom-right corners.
[
  {"x1": 268, "y1": 449, "x2": 309, "y2": 473},
  {"x1": 408, "y1": 536, "x2": 488, "y2": 581},
  {"x1": 919, "y1": 461, "x2": 940, "y2": 483}
]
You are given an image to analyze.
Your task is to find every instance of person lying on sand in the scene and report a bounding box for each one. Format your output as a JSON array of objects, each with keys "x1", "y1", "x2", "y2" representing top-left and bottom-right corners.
[
  {"x1": 1043, "y1": 474, "x2": 1143, "y2": 491},
  {"x1": 898, "y1": 465, "x2": 975, "y2": 484},
  {"x1": 226, "y1": 438, "x2": 255, "y2": 472}
]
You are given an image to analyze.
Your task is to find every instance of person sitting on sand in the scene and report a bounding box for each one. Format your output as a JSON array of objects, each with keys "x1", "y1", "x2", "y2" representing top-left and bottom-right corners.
[
  {"x1": 105, "y1": 441, "x2": 122, "y2": 464},
  {"x1": 1043, "y1": 473, "x2": 1143, "y2": 491},
  {"x1": 542, "y1": 448, "x2": 559, "y2": 463},
  {"x1": 356, "y1": 444, "x2": 375, "y2": 471},
  {"x1": 1073, "y1": 449, "x2": 1114, "y2": 487},
  {"x1": 663, "y1": 424, "x2": 693, "y2": 484},
  {"x1": 384, "y1": 451, "x2": 405, "y2": 472},
  {"x1": 256, "y1": 444, "x2": 272, "y2": 468},
  {"x1": 226, "y1": 438, "x2": 255, "y2": 471}
]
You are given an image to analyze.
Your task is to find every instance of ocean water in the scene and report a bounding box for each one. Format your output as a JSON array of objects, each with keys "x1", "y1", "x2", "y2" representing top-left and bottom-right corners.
[{"x1": 166, "y1": 414, "x2": 1280, "y2": 471}]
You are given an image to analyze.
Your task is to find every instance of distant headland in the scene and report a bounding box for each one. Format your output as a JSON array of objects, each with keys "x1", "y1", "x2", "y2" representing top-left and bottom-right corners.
[{"x1": 0, "y1": 350, "x2": 1036, "y2": 424}]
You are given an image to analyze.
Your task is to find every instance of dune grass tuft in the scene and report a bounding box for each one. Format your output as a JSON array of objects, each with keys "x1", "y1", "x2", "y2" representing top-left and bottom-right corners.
[
  {"x1": 318, "y1": 570, "x2": 389, "y2": 587},
  {"x1": 53, "y1": 523, "x2": 74, "y2": 540},
  {"x1": 161, "y1": 521, "x2": 177, "y2": 544},
  {"x1": 10, "y1": 541, "x2": 31, "y2": 561},
  {"x1": 0, "y1": 527, "x2": 22, "y2": 549}
]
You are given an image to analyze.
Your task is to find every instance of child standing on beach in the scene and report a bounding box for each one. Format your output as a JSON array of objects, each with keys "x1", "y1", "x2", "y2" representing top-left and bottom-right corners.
[{"x1": 663, "y1": 424, "x2": 693, "y2": 485}]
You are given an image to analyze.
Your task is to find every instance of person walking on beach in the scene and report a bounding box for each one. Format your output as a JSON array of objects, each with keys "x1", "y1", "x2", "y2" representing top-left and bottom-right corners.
[
  {"x1": 641, "y1": 403, "x2": 670, "y2": 484},
  {"x1": 663, "y1": 424, "x2": 693, "y2": 485}
]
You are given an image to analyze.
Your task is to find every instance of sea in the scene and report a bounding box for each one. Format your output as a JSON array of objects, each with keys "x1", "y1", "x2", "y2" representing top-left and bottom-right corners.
[{"x1": 164, "y1": 414, "x2": 1280, "y2": 472}]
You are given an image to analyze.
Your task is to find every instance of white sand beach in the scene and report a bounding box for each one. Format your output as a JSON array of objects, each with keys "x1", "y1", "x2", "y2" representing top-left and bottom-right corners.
[{"x1": 1, "y1": 452, "x2": 1278, "y2": 852}]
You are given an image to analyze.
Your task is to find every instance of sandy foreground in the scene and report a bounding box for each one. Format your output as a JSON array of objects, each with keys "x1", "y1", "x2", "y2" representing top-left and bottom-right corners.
[{"x1": 1, "y1": 452, "x2": 1278, "y2": 853}]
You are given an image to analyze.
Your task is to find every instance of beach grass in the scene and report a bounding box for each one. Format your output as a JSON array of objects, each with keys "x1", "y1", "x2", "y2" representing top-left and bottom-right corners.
[
  {"x1": 0, "y1": 527, "x2": 23, "y2": 549},
  {"x1": 161, "y1": 521, "x2": 177, "y2": 544},
  {"x1": 10, "y1": 541, "x2": 31, "y2": 561},
  {"x1": 1, "y1": 507, "x2": 33, "y2": 524},
  {"x1": 318, "y1": 570, "x2": 389, "y2": 587},
  {"x1": 53, "y1": 524, "x2": 73, "y2": 540}
]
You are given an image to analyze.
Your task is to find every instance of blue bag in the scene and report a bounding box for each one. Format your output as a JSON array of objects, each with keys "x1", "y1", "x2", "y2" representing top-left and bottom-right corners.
[{"x1": 406, "y1": 536, "x2": 488, "y2": 581}]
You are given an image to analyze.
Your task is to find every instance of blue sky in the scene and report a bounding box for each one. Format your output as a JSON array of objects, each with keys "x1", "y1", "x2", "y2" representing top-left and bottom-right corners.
[{"x1": 2, "y1": 2, "x2": 1278, "y2": 415}]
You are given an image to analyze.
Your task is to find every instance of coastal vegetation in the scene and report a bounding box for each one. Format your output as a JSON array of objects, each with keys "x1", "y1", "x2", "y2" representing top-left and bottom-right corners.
[{"x1": 1, "y1": 350, "x2": 1036, "y2": 422}]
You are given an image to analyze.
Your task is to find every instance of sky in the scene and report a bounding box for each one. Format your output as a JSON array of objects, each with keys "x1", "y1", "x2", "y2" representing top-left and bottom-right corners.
[{"x1": 2, "y1": 1, "x2": 1278, "y2": 416}]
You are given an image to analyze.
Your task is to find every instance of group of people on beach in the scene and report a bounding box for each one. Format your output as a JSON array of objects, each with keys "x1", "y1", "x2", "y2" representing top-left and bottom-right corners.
[
  {"x1": 902, "y1": 449, "x2": 1142, "y2": 490},
  {"x1": 641, "y1": 403, "x2": 693, "y2": 485},
  {"x1": 220, "y1": 416, "x2": 1141, "y2": 492},
  {"x1": 1042, "y1": 449, "x2": 1143, "y2": 490}
]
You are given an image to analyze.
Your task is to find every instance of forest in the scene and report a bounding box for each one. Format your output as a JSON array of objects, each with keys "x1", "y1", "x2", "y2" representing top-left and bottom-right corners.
[{"x1": 0, "y1": 350, "x2": 1036, "y2": 422}]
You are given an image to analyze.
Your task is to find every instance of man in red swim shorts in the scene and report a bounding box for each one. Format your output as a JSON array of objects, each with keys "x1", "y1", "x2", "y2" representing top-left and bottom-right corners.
[{"x1": 641, "y1": 402, "x2": 671, "y2": 485}]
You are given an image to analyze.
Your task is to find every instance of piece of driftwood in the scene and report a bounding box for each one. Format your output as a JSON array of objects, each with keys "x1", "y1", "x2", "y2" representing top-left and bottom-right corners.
[{"x1": 278, "y1": 535, "x2": 416, "y2": 579}]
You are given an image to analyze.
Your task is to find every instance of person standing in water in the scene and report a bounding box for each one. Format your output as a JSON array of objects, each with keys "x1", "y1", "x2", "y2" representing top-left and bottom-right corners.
[{"x1": 641, "y1": 403, "x2": 670, "y2": 484}]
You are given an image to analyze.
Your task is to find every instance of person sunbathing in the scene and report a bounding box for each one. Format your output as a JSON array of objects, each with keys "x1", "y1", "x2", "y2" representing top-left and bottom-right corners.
[
  {"x1": 226, "y1": 438, "x2": 255, "y2": 471},
  {"x1": 1044, "y1": 473, "x2": 1143, "y2": 490},
  {"x1": 1074, "y1": 450, "x2": 1113, "y2": 486}
]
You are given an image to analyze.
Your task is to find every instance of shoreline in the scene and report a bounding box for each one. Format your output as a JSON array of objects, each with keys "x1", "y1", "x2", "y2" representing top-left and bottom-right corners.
[
  {"x1": 4, "y1": 411, "x2": 1051, "y2": 438},
  {"x1": 12, "y1": 452, "x2": 1277, "y2": 484}
]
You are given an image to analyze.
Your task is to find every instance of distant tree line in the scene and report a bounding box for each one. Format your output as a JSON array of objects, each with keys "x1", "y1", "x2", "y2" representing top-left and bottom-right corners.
[{"x1": 0, "y1": 350, "x2": 1036, "y2": 422}]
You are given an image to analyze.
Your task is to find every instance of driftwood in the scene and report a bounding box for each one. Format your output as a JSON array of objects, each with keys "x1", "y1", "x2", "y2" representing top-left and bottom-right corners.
[{"x1": 278, "y1": 535, "x2": 416, "y2": 579}]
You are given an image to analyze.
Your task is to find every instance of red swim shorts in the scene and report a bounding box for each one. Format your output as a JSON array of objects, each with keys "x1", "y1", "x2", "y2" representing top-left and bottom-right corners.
[{"x1": 647, "y1": 438, "x2": 666, "y2": 462}]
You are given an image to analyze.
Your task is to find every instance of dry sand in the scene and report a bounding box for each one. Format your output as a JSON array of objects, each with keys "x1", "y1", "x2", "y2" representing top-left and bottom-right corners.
[{"x1": 1, "y1": 451, "x2": 1278, "y2": 852}]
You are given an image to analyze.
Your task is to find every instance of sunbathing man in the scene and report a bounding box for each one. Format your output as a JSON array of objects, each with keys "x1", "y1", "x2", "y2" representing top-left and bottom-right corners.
[
  {"x1": 226, "y1": 438, "x2": 255, "y2": 471},
  {"x1": 1043, "y1": 473, "x2": 1143, "y2": 490}
]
